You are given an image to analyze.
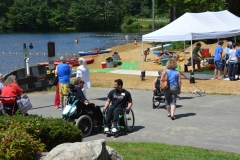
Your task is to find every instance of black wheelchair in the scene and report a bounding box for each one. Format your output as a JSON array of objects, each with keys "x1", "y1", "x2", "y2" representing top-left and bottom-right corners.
[
  {"x1": 62, "y1": 84, "x2": 104, "y2": 138},
  {"x1": 152, "y1": 89, "x2": 165, "y2": 109},
  {"x1": 103, "y1": 107, "x2": 135, "y2": 137},
  {"x1": 0, "y1": 96, "x2": 20, "y2": 116}
]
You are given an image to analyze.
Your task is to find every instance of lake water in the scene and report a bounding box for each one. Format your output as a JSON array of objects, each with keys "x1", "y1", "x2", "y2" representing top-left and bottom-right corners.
[{"x1": 0, "y1": 30, "x2": 151, "y2": 75}]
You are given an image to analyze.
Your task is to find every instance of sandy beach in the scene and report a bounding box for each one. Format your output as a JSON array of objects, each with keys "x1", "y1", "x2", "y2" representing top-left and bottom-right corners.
[{"x1": 76, "y1": 41, "x2": 240, "y2": 95}]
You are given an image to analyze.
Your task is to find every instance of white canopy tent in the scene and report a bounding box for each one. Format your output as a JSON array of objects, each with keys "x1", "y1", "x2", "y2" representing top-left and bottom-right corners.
[{"x1": 141, "y1": 10, "x2": 240, "y2": 71}]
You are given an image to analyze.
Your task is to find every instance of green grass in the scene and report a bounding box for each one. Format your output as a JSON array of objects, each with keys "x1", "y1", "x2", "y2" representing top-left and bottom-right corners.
[{"x1": 107, "y1": 142, "x2": 240, "y2": 160}]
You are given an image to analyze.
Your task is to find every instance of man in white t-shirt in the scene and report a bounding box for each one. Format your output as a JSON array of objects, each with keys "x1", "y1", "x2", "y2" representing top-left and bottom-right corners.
[{"x1": 223, "y1": 41, "x2": 232, "y2": 78}]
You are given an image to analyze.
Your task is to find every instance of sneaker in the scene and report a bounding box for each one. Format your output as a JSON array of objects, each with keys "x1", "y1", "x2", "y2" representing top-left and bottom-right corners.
[
  {"x1": 104, "y1": 127, "x2": 109, "y2": 132},
  {"x1": 111, "y1": 128, "x2": 118, "y2": 133},
  {"x1": 59, "y1": 107, "x2": 62, "y2": 111}
]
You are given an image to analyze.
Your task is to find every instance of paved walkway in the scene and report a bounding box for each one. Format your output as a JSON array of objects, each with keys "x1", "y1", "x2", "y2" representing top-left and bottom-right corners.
[{"x1": 28, "y1": 88, "x2": 240, "y2": 154}]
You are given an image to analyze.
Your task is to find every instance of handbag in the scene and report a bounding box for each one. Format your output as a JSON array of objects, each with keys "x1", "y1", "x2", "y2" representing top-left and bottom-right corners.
[
  {"x1": 17, "y1": 94, "x2": 33, "y2": 115},
  {"x1": 52, "y1": 76, "x2": 59, "y2": 86},
  {"x1": 160, "y1": 70, "x2": 168, "y2": 90},
  {"x1": 62, "y1": 99, "x2": 78, "y2": 119}
]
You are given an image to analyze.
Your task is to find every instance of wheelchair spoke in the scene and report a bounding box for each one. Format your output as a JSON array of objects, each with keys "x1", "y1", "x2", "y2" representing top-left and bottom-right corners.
[{"x1": 124, "y1": 109, "x2": 135, "y2": 132}]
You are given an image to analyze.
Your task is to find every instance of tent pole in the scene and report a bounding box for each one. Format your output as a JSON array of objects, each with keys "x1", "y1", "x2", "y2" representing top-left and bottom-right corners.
[
  {"x1": 191, "y1": 40, "x2": 193, "y2": 71},
  {"x1": 142, "y1": 40, "x2": 144, "y2": 71},
  {"x1": 184, "y1": 41, "x2": 186, "y2": 64},
  {"x1": 234, "y1": 36, "x2": 236, "y2": 43}
]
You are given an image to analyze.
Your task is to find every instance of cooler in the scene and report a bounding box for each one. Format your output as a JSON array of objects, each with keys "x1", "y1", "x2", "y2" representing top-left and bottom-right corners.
[
  {"x1": 101, "y1": 62, "x2": 106, "y2": 68},
  {"x1": 161, "y1": 58, "x2": 170, "y2": 66},
  {"x1": 202, "y1": 48, "x2": 210, "y2": 58}
]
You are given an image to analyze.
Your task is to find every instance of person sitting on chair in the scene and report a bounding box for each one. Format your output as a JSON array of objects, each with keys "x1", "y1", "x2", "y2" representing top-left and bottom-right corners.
[
  {"x1": 71, "y1": 77, "x2": 103, "y2": 123},
  {"x1": 152, "y1": 70, "x2": 163, "y2": 92},
  {"x1": 103, "y1": 79, "x2": 132, "y2": 133},
  {"x1": 1, "y1": 75, "x2": 22, "y2": 116}
]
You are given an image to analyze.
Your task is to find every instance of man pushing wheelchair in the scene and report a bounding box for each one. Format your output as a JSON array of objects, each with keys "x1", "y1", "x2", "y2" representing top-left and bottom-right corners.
[{"x1": 103, "y1": 79, "x2": 133, "y2": 134}]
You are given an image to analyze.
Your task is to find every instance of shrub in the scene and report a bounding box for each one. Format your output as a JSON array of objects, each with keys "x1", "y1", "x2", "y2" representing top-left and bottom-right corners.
[
  {"x1": 0, "y1": 124, "x2": 45, "y2": 160},
  {"x1": 130, "y1": 22, "x2": 142, "y2": 28},
  {"x1": 0, "y1": 115, "x2": 83, "y2": 151}
]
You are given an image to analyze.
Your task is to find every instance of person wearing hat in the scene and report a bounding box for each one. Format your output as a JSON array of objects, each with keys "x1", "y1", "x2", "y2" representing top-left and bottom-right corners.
[{"x1": 223, "y1": 41, "x2": 232, "y2": 78}]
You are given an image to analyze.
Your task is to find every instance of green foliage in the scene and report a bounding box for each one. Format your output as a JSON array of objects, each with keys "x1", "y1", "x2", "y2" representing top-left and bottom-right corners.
[
  {"x1": 107, "y1": 142, "x2": 240, "y2": 160},
  {"x1": 0, "y1": 115, "x2": 82, "y2": 153},
  {"x1": 172, "y1": 41, "x2": 190, "y2": 50},
  {"x1": 0, "y1": 124, "x2": 45, "y2": 160},
  {"x1": 1, "y1": 0, "x2": 240, "y2": 32},
  {"x1": 130, "y1": 22, "x2": 142, "y2": 28},
  {"x1": 124, "y1": 17, "x2": 135, "y2": 25}
]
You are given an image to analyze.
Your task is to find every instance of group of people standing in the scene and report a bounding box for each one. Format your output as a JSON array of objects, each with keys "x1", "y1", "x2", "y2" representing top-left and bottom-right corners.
[
  {"x1": 214, "y1": 41, "x2": 240, "y2": 80},
  {"x1": 54, "y1": 56, "x2": 91, "y2": 110}
]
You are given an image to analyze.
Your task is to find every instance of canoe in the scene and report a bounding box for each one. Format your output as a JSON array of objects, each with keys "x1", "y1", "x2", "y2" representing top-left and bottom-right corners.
[
  {"x1": 150, "y1": 44, "x2": 173, "y2": 51},
  {"x1": 78, "y1": 49, "x2": 112, "y2": 56},
  {"x1": 38, "y1": 58, "x2": 94, "y2": 69},
  {"x1": 78, "y1": 51, "x2": 95, "y2": 56}
]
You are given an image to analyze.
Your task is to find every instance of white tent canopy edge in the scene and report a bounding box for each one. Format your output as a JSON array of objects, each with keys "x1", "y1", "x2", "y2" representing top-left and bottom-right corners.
[{"x1": 141, "y1": 10, "x2": 240, "y2": 72}]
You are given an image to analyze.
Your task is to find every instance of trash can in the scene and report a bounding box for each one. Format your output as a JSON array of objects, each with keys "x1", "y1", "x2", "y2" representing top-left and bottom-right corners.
[{"x1": 161, "y1": 58, "x2": 170, "y2": 66}]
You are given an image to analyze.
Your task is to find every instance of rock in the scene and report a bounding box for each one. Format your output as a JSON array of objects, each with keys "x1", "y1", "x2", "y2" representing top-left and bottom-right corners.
[
  {"x1": 106, "y1": 146, "x2": 124, "y2": 160},
  {"x1": 44, "y1": 139, "x2": 124, "y2": 160}
]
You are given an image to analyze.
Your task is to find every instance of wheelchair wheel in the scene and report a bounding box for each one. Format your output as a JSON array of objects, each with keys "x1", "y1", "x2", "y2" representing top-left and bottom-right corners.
[
  {"x1": 124, "y1": 109, "x2": 135, "y2": 132},
  {"x1": 76, "y1": 115, "x2": 93, "y2": 138},
  {"x1": 152, "y1": 95, "x2": 160, "y2": 109}
]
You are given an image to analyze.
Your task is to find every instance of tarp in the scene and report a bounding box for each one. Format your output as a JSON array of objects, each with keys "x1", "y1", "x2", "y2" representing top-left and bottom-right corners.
[{"x1": 142, "y1": 10, "x2": 240, "y2": 42}]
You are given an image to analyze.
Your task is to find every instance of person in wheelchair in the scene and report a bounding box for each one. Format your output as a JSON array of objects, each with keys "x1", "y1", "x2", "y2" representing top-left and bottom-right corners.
[
  {"x1": 152, "y1": 70, "x2": 164, "y2": 96},
  {"x1": 103, "y1": 79, "x2": 132, "y2": 133},
  {"x1": 0, "y1": 75, "x2": 22, "y2": 115},
  {"x1": 69, "y1": 78, "x2": 103, "y2": 123}
]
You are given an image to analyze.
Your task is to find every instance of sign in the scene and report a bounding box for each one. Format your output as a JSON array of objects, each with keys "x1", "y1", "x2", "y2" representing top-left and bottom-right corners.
[
  {"x1": 23, "y1": 48, "x2": 29, "y2": 59},
  {"x1": 48, "y1": 57, "x2": 55, "y2": 70}
]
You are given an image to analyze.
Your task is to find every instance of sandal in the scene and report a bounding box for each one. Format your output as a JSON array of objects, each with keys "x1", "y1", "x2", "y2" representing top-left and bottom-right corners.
[
  {"x1": 167, "y1": 115, "x2": 171, "y2": 117},
  {"x1": 171, "y1": 116, "x2": 175, "y2": 120}
]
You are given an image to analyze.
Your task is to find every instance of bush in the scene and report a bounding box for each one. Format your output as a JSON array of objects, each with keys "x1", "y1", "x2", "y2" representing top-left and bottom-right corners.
[
  {"x1": 0, "y1": 114, "x2": 83, "y2": 152},
  {"x1": 0, "y1": 124, "x2": 45, "y2": 160},
  {"x1": 130, "y1": 22, "x2": 142, "y2": 28}
]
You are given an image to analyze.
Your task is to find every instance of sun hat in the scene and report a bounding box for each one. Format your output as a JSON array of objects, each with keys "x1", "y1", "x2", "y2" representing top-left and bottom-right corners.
[{"x1": 228, "y1": 41, "x2": 233, "y2": 45}]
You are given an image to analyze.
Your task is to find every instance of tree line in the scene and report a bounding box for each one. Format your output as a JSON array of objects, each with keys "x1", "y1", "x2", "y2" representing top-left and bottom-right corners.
[{"x1": 0, "y1": 0, "x2": 239, "y2": 32}]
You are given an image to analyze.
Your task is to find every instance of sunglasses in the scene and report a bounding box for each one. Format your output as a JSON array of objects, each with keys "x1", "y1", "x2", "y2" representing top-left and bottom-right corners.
[{"x1": 80, "y1": 81, "x2": 85, "y2": 84}]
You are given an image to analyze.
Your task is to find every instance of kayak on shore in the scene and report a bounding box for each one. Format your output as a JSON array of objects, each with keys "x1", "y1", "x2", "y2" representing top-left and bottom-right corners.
[
  {"x1": 38, "y1": 57, "x2": 94, "y2": 69},
  {"x1": 79, "y1": 49, "x2": 112, "y2": 56}
]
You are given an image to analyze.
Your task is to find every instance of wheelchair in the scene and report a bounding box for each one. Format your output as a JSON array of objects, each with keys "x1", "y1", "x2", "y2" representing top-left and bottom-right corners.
[
  {"x1": 62, "y1": 84, "x2": 103, "y2": 138},
  {"x1": 152, "y1": 89, "x2": 165, "y2": 109},
  {"x1": 103, "y1": 107, "x2": 135, "y2": 137},
  {"x1": 0, "y1": 96, "x2": 21, "y2": 116}
]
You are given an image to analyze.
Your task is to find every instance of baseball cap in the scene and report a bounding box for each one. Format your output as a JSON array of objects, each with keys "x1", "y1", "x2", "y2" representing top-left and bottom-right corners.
[{"x1": 228, "y1": 41, "x2": 233, "y2": 45}]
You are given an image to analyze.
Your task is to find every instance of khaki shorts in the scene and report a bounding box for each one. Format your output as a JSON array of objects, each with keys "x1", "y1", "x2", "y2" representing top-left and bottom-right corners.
[{"x1": 59, "y1": 83, "x2": 69, "y2": 98}]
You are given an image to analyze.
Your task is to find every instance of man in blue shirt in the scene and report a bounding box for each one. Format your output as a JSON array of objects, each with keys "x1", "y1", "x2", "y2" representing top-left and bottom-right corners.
[
  {"x1": 214, "y1": 41, "x2": 224, "y2": 80},
  {"x1": 236, "y1": 50, "x2": 240, "y2": 80},
  {"x1": 55, "y1": 56, "x2": 71, "y2": 110}
]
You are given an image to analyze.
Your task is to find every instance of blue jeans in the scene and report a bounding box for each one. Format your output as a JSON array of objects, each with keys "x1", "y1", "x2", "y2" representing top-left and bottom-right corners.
[{"x1": 228, "y1": 63, "x2": 237, "y2": 80}]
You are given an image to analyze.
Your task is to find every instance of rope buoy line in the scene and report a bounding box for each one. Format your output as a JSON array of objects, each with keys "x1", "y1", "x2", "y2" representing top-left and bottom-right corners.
[{"x1": 0, "y1": 34, "x2": 141, "y2": 47}]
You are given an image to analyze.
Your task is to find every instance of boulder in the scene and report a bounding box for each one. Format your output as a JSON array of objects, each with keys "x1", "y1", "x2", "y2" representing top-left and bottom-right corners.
[{"x1": 44, "y1": 139, "x2": 124, "y2": 160}]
